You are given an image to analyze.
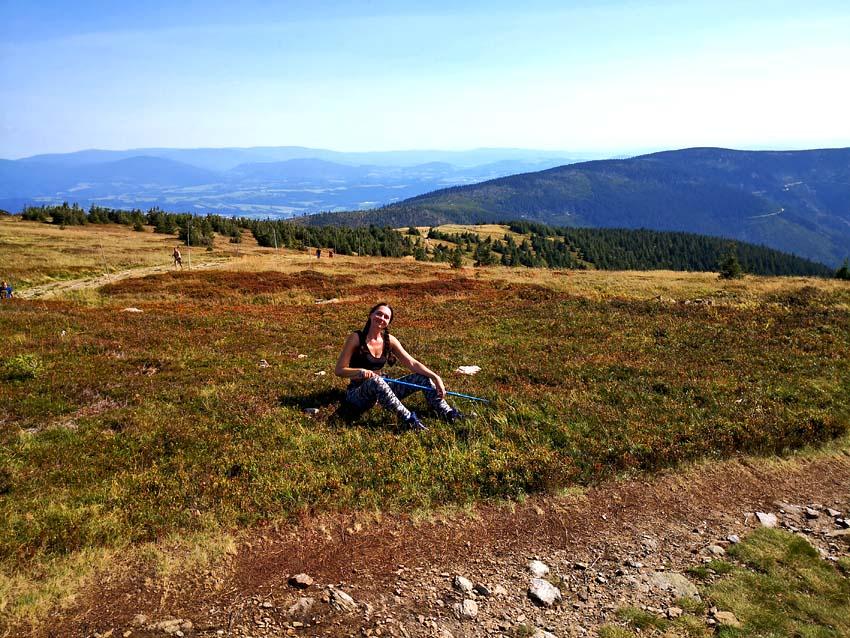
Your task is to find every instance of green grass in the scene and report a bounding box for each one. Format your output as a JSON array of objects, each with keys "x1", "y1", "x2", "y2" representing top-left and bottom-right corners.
[
  {"x1": 600, "y1": 529, "x2": 850, "y2": 637},
  {"x1": 709, "y1": 528, "x2": 850, "y2": 636},
  {"x1": 2, "y1": 270, "x2": 849, "y2": 568}
]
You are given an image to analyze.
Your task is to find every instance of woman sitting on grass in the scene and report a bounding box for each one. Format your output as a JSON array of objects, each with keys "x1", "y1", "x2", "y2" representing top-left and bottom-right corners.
[{"x1": 335, "y1": 302, "x2": 463, "y2": 431}]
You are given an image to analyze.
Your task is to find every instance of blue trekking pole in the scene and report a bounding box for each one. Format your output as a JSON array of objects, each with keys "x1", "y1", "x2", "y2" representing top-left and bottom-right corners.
[{"x1": 383, "y1": 377, "x2": 490, "y2": 403}]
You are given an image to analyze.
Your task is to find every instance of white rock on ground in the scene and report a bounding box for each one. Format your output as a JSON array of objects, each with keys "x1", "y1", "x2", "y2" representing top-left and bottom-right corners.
[
  {"x1": 453, "y1": 575, "x2": 474, "y2": 593},
  {"x1": 452, "y1": 599, "x2": 478, "y2": 620},
  {"x1": 528, "y1": 578, "x2": 562, "y2": 606},
  {"x1": 756, "y1": 512, "x2": 778, "y2": 528},
  {"x1": 528, "y1": 560, "x2": 550, "y2": 577}
]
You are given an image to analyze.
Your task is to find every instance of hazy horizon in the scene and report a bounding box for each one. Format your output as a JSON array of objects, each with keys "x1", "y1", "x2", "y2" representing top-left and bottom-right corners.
[{"x1": 3, "y1": 1, "x2": 850, "y2": 158}]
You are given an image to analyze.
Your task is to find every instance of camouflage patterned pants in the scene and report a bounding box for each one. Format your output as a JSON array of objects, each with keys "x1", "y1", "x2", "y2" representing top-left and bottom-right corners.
[{"x1": 345, "y1": 373, "x2": 453, "y2": 421}]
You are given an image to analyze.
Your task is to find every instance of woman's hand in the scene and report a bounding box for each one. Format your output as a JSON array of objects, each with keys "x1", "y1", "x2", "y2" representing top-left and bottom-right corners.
[
  {"x1": 432, "y1": 375, "x2": 446, "y2": 399},
  {"x1": 359, "y1": 369, "x2": 378, "y2": 380}
]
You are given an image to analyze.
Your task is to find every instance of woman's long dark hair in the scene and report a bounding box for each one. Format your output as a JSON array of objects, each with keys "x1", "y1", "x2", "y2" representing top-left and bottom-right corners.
[{"x1": 360, "y1": 302, "x2": 396, "y2": 365}]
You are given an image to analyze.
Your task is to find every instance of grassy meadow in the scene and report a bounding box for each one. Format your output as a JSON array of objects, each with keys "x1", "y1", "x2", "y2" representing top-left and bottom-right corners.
[{"x1": 1, "y1": 219, "x2": 850, "y2": 625}]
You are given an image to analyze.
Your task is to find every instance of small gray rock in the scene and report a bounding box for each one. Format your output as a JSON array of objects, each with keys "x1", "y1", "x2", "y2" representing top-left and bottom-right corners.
[
  {"x1": 328, "y1": 587, "x2": 357, "y2": 612},
  {"x1": 726, "y1": 534, "x2": 741, "y2": 544},
  {"x1": 648, "y1": 572, "x2": 700, "y2": 600},
  {"x1": 714, "y1": 611, "x2": 742, "y2": 628},
  {"x1": 287, "y1": 597, "x2": 315, "y2": 616},
  {"x1": 452, "y1": 599, "x2": 478, "y2": 620},
  {"x1": 528, "y1": 578, "x2": 562, "y2": 607},
  {"x1": 453, "y1": 575, "x2": 474, "y2": 593},
  {"x1": 826, "y1": 508, "x2": 842, "y2": 518},
  {"x1": 532, "y1": 630, "x2": 558, "y2": 638},
  {"x1": 804, "y1": 507, "x2": 820, "y2": 519},
  {"x1": 707, "y1": 544, "x2": 726, "y2": 556},
  {"x1": 756, "y1": 512, "x2": 778, "y2": 528}
]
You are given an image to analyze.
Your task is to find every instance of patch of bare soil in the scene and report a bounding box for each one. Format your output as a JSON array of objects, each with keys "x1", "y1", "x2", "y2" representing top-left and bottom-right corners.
[{"x1": 26, "y1": 452, "x2": 850, "y2": 638}]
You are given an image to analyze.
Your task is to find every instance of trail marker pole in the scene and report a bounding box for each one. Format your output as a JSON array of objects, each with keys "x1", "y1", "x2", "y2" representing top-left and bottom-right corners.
[{"x1": 383, "y1": 377, "x2": 489, "y2": 403}]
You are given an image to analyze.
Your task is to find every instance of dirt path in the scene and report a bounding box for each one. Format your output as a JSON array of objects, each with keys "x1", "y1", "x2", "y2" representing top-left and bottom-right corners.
[
  {"x1": 17, "y1": 261, "x2": 227, "y2": 299},
  {"x1": 33, "y1": 449, "x2": 850, "y2": 638}
]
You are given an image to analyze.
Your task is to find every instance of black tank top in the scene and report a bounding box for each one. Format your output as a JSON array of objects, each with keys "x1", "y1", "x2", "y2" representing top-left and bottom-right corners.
[{"x1": 348, "y1": 330, "x2": 389, "y2": 385}]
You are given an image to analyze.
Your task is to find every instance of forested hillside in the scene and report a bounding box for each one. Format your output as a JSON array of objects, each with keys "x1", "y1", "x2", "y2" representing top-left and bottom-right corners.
[
  {"x1": 302, "y1": 147, "x2": 850, "y2": 267},
  {"x1": 16, "y1": 204, "x2": 835, "y2": 277}
]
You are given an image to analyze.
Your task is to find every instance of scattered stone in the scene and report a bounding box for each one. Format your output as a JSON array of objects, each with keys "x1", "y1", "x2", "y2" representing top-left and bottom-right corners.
[
  {"x1": 453, "y1": 575, "x2": 474, "y2": 593},
  {"x1": 774, "y1": 502, "x2": 802, "y2": 515},
  {"x1": 707, "y1": 544, "x2": 726, "y2": 556},
  {"x1": 532, "y1": 630, "x2": 558, "y2": 638},
  {"x1": 314, "y1": 370, "x2": 326, "y2": 376},
  {"x1": 727, "y1": 534, "x2": 741, "y2": 544},
  {"x1": 491, "y1": 584, "x2": 508, "y2": 597},
  {"x1": 713, "y1": 611, "x2": 742, "y2": 628},
  {"x1": 666, "y1": 607, "x2": 683, "y2": 619},
  {"x1": 287, "y1": 597, "x2": 315, "y2": 616},
  {"x1": 289, "y1": 573, "x2": 314, "y2": 589},
  {"x1": 528, "y1": 578, "x2": 562, "y2": 607},
  {"x1": 452, "y1": 599, "x2": 478, "y2": 621},
  {"x1": 838, "y1": 519, "x2": 850, "y2": 529},
  {"x1": 625, "y1": 560, "x2": 643, "y2": 569},
  {"x1": 297, "y1": 354, "x2": 307, "y2": 359},
  {"x1": 756, "y1": 512, "x2": 778, "y2": 528},
  {"x1": 648, "y1": 572, "x2": 700, "y2": 600},
  {"x1": 826, "y1": 529, "x2": 850, "y2": 540},
  {"x1": 258, "y1": 359, "x2": 270, "y2": 368},
  {"x1": 528, "y1": 560, "x2": 550, "y2": 577},
  {"x1": 805, "y1": 507, "x2": 820, "y2": 519},
  {"x1": 132, "y1": 615, "x2": 148, "y2": 627},
  {"x1": 573, "y1": 562, "x2": 589, "y2": 570},
  {"x1": 146, "y1": 619, "x2": 192, "y2": 635},
  {"x1": 122, "y1": 307, "x2": 143, "y2": 313},
  {"x1": 328, "y1": 587, "x2": 357, "y2": 612},
  {"x1": 826, "y1": 508, "x2": 842, "y2": 518}
]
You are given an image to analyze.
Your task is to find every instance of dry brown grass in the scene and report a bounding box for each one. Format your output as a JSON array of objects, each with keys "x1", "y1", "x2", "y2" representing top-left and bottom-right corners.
[{"x1": 0, "y1": 217, "x2": 266, "y2": 289}]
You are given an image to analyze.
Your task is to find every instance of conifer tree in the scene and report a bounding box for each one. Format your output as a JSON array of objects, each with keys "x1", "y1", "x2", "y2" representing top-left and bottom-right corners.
[{"x1": 718, "y1": 244, "x2": 744, "y2": 279}]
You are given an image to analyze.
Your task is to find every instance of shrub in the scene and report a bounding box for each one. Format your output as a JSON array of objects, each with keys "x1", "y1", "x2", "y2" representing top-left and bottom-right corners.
[{"x1": 4, "y1": 354, "x2": 43, "y2": 381}]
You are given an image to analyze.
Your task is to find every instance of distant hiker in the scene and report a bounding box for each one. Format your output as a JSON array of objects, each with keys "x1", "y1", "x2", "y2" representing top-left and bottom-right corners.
[
  {"x1": 0, "y1": 280, "x2": 9, "y2": 299},
  {"x1": 328, "y1": 249, "x2": 334, "y2": 258},
  {"x1": 316, "y1": 248, "x2": 322, "y2": 259},
  {"x1": 335, "y1": 302, "x2": 463, "y2": 431},
  {"x1": 173, "y1": 247, "x2": 183, "y2": 268}
]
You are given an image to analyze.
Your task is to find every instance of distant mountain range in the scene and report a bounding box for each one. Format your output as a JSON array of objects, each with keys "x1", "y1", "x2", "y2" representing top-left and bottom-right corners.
[
  {"x1": 0, "y1": 146, "x2": 583, "y2": 216},
  {"x1": 304, "y1": 147, "x2": 850, "y2": 267}
]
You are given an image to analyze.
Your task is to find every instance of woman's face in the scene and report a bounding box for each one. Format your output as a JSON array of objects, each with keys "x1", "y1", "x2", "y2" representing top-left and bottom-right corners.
[{"x1": 370, "y1": 305, "x2": 392, "y2": 330}]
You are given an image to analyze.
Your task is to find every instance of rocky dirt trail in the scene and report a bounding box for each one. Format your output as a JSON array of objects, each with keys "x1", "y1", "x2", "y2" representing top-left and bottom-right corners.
[
  {"x1": 17, "y1": 261, "x2": 227, "y2": 299},
  {"x1": 38, "y1": 450, "x2": 850, "y2": 638}
]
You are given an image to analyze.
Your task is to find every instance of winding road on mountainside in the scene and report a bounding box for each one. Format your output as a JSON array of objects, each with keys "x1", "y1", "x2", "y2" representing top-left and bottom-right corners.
[
  {"x1": 16, "y1": 261, "x2": 227, "y2": 299},
  {"x1": 29, "y1": 448, "x2": 850, "y2": 638}
]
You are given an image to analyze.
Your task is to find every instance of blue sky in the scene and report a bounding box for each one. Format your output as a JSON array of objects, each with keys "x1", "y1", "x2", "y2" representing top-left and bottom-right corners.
[{"x1": 2, "y1": 0, "x2": 849, "y2": 158}]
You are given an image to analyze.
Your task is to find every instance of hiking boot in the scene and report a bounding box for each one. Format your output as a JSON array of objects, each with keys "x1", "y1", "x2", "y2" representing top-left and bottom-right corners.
[
  {"x1": 445, "y1": 409, "x2": 466, "y2": 424},
  {"x1": 405, "y1": 412, "x2": 428, "y2": 432}
]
